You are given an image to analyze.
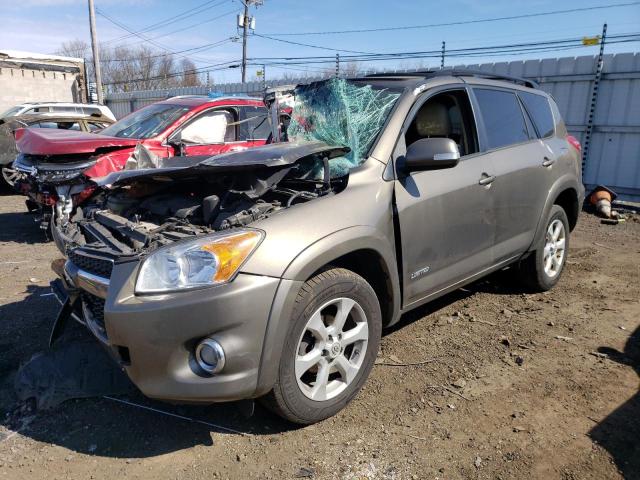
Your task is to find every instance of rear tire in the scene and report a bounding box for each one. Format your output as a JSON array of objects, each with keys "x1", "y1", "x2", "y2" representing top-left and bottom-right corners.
[
  {"x1": 518, "y1": 205, "x2": 570, "y2": 292},
  {"x1": 261, "y1": 268, "x2": 382, "y2": 425}
]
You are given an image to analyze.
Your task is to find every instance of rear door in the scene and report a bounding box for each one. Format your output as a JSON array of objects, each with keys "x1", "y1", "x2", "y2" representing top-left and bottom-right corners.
[
  {"x1": 471, "y1": 87, "x2": 550, "y2": 262},
  {"x1": 394, "y1": 87, "x2": 497, "y2": 307}
]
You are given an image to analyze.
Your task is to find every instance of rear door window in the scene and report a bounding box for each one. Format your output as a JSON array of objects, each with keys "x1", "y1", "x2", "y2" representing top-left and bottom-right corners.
[
  {"x1": 519, "y1": 92, "x2": 555, "y2": 138},
  {"x1": 239, "y1": 105, "x2": 270, "y2": 140},
  {"x1": 474, "y1": 89, "x2": 529, "y2": 150}
]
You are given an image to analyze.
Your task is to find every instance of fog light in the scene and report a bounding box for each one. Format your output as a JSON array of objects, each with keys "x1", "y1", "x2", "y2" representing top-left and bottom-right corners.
[{"x1": 195, "y1": 338, "x2": 226, "y2": 374}]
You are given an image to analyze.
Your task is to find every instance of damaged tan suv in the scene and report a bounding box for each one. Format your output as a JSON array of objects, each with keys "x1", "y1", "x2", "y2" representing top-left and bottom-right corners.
[{"x1": 50, "y1": 71, "x2": 584, "y2": 424}]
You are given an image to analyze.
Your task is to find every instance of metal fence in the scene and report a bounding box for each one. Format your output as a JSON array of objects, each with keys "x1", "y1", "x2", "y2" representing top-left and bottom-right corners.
[{"x1": 105, "y1": 53, "x2": 640, "y2": 200}]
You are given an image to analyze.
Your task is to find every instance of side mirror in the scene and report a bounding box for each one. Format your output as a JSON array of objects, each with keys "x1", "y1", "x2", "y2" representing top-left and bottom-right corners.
[
  {"x1": 403, "y1": 138, "x2": 461, "y2": 171},
  {"x1": 167, "y1": 130, "x2": 185, "y2": 156}
]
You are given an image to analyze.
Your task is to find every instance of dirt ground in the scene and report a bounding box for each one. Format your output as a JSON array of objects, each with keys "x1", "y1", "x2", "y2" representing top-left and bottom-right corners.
[{"x1": 0, "y1": 193, "x2": 638, "y2": 480}]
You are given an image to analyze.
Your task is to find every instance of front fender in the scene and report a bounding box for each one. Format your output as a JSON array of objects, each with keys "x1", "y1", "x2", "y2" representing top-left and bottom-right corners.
[{"x1": 253, "y1": 226, "x2": 402, "y2": 396}]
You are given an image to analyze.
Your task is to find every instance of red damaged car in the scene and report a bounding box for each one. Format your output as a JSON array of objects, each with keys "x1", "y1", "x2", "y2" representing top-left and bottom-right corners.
[{"x1": 13, "y1": 95, "x2": 270, "y2": 225}]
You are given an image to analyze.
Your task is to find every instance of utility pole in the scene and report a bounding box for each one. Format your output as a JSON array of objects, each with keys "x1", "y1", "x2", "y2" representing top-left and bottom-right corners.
[
  {"x1": 239, "y1": 0, "x2": 261, "y2": 84},
  {"x1": 441, "y1": 41, "x2": 446, "y2": 69},
  {"x1": 241, "y1": 1, "x2": 249, "y2": 83},
  {"x1": 87, "y1": 0, "x2": 103, "y2": 104},
  {"x1": 335, "y1": 53, "x2": 340, "y2": 78},
  {"x1": 582, "y1": 23, "x2": 607, "y2": 175}
]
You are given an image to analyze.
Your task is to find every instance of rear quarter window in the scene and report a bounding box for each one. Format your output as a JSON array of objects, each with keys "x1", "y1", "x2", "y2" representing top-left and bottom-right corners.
[
  {"x1": 474, "y1": 89, "x2": 529, "y2": 150},
  {"x1": 519, "y1": 92, "x2": 555, "y2": 138}
]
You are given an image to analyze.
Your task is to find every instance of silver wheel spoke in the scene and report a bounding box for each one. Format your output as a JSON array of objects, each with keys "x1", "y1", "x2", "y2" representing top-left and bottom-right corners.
[
  {"x1": 341, "y1": 322, "x2": 368, "y2": 346},
  {"x1": 555, "y1": 238, "x2": 565, "y2": 252},
  {"x1": 310, "y1": 358, "x2": 330, "y2": 401},
  {"x1": 332, "y1": 298, "x2": 355, "y2": 334},
  {"x1": 295, "y1": 348, "x2": 323, "y2": 379},
  {"x1": 306, "y1": 311, "x2": 328, "y2": 342},
  {"x1": 545, "y1": 256, "x2": 553, "y2": 272},
  {"x1": 552, "y1": 255, "x2": 560, "y2": 270},
  {"x1": 334, "y1": 355, "x2": 358, "y2": 384}
]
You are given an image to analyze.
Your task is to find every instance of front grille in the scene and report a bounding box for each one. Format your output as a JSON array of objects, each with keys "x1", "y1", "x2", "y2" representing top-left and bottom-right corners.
[
  {"x1": 69, "y1": 250, "x2": 114, "y2": 278},
  {"x1": 81, "y1": 292, "x2": 108, "y2": 343}
]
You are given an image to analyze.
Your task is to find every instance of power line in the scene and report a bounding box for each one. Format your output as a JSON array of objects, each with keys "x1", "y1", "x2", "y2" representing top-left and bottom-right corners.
[
  {"x1": 101, "y1": 38, "x2": 236, "y2": 63},
  {"x1": 96, "y1": 7, "x2": 239, "y2": 66},
  {"x1": 101, "y1": 33, "x2": 640, "y2": 87},
  {"x1": 252, "y1": 33, "x2": 377, "y2": 54},
  {"x1": 102, "y1": 60, "x2": 242, "y2": 86},
  {"x1": 247, "y1": 33, "x2": 640, "y2": 64},
  {"x1": 261, "y1": 1, "x2": 640, "y2": 36},
  {"x1": 103, "y1": 0, "x2": 231, "y2": 45},
  {"x1": 246, "y1": 35, "x2": 640, "y2": 68},
  {"x1": 109, "y1": 8, "x2": 241, "y2": 48}
]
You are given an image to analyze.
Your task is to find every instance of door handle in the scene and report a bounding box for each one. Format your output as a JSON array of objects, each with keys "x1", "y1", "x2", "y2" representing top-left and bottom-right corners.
[
  {"x1": 542, "y1": 157, "x2": 556, "y2": 167},
  {"x1": 478, "y1": 174, "x2": 496, "y2": 186}
]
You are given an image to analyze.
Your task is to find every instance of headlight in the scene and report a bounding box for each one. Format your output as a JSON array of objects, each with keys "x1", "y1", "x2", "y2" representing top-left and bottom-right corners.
[{"x1": 135, "y1": 229, "x2": 263, "y2": 294}]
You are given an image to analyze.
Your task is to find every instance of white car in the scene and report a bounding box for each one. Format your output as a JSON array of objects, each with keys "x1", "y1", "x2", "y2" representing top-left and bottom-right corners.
[{"x1": 0, "y1": 102, "x2": 116, "y2": 122}]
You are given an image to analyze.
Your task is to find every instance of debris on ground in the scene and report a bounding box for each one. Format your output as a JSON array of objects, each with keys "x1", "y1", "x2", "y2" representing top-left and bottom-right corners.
[
  {"x1": 14, "y1": 333, "x2": 136, "y2": 409},
  {"x1": 589, "y1": 185, "x2": 618, "y2": 219}
]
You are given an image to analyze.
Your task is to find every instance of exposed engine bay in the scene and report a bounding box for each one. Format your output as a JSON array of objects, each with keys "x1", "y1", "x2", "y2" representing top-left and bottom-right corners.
[{"x1": 53, "y1": 142, "x2": 350, "y2": 257}]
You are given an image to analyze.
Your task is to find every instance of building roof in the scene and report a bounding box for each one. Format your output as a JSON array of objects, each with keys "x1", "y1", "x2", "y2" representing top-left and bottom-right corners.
[{"x1": 0, "y1": 50, "x2": 84, "y2": 65}]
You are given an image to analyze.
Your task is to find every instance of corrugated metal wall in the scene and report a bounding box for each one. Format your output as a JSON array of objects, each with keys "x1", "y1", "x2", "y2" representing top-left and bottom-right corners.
[{"x1": 105, "y1": 53, "x2": 640, "y2": 199}]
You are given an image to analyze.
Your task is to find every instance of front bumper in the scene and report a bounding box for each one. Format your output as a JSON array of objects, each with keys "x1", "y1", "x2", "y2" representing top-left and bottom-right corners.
[{"x1": 56, "y1": 255, "x2": 285, "y2": 403}]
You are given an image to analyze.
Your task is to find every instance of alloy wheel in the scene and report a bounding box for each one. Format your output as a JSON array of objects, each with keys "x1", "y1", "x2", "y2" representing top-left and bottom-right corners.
[
  {"x1": 295, "y1": 297, "x2": 369, "y2": 401},
  {"x1": 543, "y1": 218, "x2": 566, "y2": 278}
]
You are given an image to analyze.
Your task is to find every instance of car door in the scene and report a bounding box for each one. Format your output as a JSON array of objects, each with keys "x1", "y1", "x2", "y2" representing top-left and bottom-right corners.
[
  {"x1": 394, "y1": 87, "x2": 497, "y2": 307},
  {"x1": 178, "y1": 108, "x2": 239, "y2": 157},
  {"x1": 471, "y1": 88, "x2": 551, "y2": 262}
]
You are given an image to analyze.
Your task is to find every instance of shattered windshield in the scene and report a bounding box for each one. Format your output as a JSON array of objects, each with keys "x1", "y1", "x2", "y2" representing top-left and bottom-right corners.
[
  {"x1": 286, "y1": 78, "x2": 400, "y2": 176},
  {"x1": 100, "y1": 103, "x2": 189, "y2": 139}
]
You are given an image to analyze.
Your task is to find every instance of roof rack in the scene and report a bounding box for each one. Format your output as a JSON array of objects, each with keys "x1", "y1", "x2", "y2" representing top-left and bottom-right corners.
[{"x1": 365, "y1": 68, "x2": 539, "y2": 89}]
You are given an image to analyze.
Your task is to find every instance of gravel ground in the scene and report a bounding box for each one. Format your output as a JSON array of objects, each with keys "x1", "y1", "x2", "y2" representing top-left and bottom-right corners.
[{"x1": 0, "y1": 193, "x2": 638, "y2": 480}]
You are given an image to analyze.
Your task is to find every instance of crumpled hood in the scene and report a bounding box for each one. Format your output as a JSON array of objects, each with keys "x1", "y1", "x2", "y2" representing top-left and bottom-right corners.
[
  {"x1": 94, "y1": 141, "x2": 350, "y2": 187},
  {"x1": 16, "y1": 128, "x2": 139, "y2": 156}
]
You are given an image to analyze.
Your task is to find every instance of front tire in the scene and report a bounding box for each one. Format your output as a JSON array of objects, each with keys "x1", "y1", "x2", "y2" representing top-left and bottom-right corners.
[
  {"x1": 261, "y1": 268, "x2": 382, "y2": 424},
  {"x1": 518, "y1": 204, "x2": 570, "y2": 291}
]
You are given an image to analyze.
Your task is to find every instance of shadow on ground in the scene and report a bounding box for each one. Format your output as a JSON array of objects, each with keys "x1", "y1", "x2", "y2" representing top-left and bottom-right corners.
[
  {"x1": 0, "y1": 267, "x2": 530, "y2": 458},
  {"x1": 589, "y1": 326, "x2": 640, "y2": 479},
  {"x1": 0, "y1": 209, "x2": 48, "y2": 244}
]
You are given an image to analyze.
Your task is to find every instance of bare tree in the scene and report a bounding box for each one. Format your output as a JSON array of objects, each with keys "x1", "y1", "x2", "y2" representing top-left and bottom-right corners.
[
  {"x1": 57, "y1": 39, "x2": 90, "y2": 60},
  {"x1": 180, "y1": 58, "x2": 201, "y2": 87},
  {"x1": 58, "y1": 39, "x2": 205, "y2": 93}
]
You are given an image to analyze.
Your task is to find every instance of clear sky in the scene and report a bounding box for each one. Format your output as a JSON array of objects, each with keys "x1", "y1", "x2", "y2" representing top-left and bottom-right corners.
[{"x1": 1, "y1": 0, "x2": 639, "y2": 84}]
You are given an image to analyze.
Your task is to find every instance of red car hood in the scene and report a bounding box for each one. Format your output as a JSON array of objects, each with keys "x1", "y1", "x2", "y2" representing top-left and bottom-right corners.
[{"x1": 16, "y1": 128, "x2": 140, "y2": 156}]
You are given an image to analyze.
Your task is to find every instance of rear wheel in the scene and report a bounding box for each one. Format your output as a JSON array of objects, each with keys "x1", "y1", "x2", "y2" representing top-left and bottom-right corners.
[
  {"x1": 261, "y1": 268, "x2": 381, "y2": 424},
  {"x1": 517, "y1": 205, "x2": 570, "y2": 291}
]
